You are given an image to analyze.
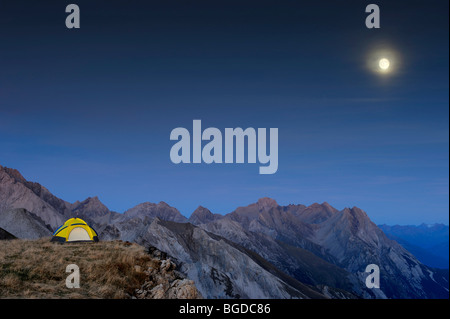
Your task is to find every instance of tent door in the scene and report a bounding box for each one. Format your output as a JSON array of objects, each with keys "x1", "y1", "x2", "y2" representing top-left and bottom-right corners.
[{"x1": 67, "y1": 227, "x2": 90, "y2": 241}]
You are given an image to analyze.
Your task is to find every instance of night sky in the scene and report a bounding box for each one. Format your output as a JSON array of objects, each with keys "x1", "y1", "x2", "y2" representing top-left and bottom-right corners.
[{"x1": 0, "y1": 0, "x2": 448, "y2": 224}]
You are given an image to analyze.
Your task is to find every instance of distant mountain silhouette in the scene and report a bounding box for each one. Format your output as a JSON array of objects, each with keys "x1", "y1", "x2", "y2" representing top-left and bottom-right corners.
[{"x1": 379, "y1": 224, "x2": 449, "y2": 269}]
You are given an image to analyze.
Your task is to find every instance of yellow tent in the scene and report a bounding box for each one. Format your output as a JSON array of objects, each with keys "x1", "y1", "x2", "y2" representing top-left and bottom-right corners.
[{"x1": 51, "y1": 218, "x2": 99, "y2": 243}]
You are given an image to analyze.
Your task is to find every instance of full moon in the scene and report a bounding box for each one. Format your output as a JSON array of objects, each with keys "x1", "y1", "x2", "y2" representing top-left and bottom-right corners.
[{"x1": 379, "y1": 58, "x2": 390, "y2": 70}]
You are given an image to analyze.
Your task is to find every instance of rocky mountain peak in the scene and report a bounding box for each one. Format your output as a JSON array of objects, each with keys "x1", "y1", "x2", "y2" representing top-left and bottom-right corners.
[
  {"x1": 123, "y1": 201, "x2": 187, "y2": 223},
  {"x1": 344, "y1": 206, "x2": 369, "y2": 221},
  {"x1": 189, "y1": 206, "x2": 219, "y2": 225},
  {"x1": 326, "y1": 206, "x2": 379, "y2": 241},
  {"x1": 0, "y1": 165, "x2": 69, "y2": 228},
  {"x1": 0, "y1": 165, "x2": 27, "y2": 183},
  {"x1": 72, "y1": 196, "x2": 110, "y2": 218},
  {"x1": 291, "y1": 202, "x2": 339, "y2": 224},
  {"x1": 256, "y1": 197, "x2": 278, "y2": 210},
  {"x1": 192, "y1": 206, "x2": 212, "y2": 216},
  {"x1": 158, "y1": 201, "x2": 170, "y2": 207},
  {"x1": 321, "y1": 202, "x2": 338, "y2": 212},
  {"x1": 228, "y1": 198, "x2": 279, "y2": 226}
]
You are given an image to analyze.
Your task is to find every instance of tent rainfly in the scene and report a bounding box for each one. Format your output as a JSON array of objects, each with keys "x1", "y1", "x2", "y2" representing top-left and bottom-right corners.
[{"x1": 51, "y1": 218, "x2": 99, "y2": 243}]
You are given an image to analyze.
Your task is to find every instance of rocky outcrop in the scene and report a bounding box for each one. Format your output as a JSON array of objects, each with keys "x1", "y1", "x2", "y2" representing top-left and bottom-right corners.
[{"x1": 134, "y1": 246, "x2": 202, "y2": 299}]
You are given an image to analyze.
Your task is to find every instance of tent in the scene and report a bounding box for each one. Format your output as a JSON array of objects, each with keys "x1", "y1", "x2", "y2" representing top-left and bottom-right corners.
[{"x1": 51, "y1": 218, "x2": 99, "y2": 243}]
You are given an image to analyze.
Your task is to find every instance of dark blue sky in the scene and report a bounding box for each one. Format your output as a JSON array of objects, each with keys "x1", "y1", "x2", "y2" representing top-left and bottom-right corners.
[{"x1": 0, "y1": 0, "x2": 448, "y2": 224}]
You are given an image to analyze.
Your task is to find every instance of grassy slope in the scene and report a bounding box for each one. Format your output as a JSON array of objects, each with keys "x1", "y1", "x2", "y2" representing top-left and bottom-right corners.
[{"x1": 0, "y1": 239, "x2": 156, "y2": 299}]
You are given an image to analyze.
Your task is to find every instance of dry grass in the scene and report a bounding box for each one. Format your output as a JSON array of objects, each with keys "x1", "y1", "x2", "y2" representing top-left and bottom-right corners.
[{"x1": 0, "y1": 239, "x2": 158, "y2": 299}]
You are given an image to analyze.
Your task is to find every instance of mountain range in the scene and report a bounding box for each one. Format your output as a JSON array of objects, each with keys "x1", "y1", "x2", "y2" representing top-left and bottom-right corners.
[
  {"x1": 0, "y1": 164, "x2": 448, "y2": 299},
  {"x1": 379, "y1": 224, "x2": 449, "y2": 269}
]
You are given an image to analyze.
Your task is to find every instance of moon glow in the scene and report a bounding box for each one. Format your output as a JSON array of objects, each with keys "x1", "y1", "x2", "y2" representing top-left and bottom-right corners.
[{"x1": 379, "y1": 58, "x2": 390, "y2": 71}]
